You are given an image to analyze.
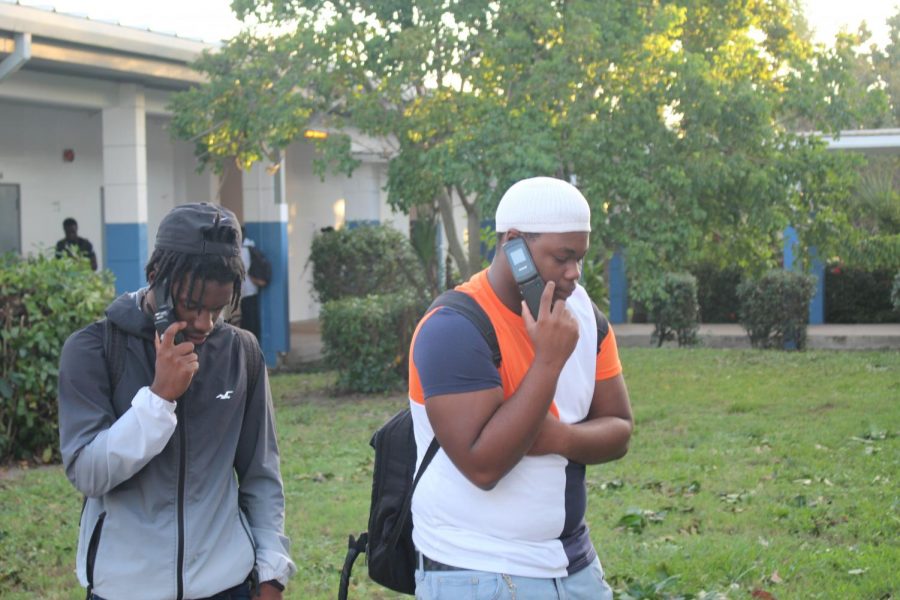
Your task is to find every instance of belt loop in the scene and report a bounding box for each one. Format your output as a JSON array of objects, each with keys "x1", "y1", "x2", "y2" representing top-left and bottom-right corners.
[{"x1": 417, "y1": 550, "x2": 423, "y2": 571}]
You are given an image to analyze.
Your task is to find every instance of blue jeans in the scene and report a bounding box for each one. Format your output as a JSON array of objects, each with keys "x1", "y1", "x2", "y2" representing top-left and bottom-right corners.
[
  {"x1": 92, "y1": 580, "x2": 250, "y2": 600},
  {"x1": 415, "y1": 556, "x2": 614, "y2": 600}
]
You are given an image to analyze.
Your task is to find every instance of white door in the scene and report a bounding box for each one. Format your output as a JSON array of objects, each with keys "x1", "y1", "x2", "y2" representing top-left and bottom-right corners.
[{"x1": 0, "y1": 184, "x2": 21, "y2": 254}]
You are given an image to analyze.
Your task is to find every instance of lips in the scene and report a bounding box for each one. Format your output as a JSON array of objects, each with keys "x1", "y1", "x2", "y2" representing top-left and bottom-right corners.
[{"x1": 555, "y1": 287, "x2": 576, "y2": 300}]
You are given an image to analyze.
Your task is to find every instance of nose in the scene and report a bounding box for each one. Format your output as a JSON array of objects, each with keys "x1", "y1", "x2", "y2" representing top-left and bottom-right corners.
[
  {"x1": 193, "y1": 309, "x2": 215, "y2": 334},
  {"x1": 564, "y1": 259, "x2": 581, "y2": 282}
]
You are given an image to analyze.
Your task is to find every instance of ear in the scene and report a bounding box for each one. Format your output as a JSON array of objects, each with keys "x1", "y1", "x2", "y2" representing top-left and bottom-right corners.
[{"x1": 504, "y1": 229, "x2": 522, "y2": 242}]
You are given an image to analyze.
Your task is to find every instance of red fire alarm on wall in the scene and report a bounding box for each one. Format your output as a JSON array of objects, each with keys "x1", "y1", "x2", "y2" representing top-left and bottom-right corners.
[{"x1": 63, "y1": 149, "x2": 75, "y2": 162}]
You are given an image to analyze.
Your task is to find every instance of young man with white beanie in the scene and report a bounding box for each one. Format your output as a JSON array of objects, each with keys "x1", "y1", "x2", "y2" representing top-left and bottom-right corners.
[{"x1": 408, "y1": 177, "x2": 633, "y2": 599}]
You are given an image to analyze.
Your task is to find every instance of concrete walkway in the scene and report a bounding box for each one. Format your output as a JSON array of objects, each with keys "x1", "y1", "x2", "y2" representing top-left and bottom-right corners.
[
  {"x1": 612, "y1": 323, "x2": 900, "y2": 350},
  {"x1": 281, "y1": 320, "x2": 899, "y2": 369}
]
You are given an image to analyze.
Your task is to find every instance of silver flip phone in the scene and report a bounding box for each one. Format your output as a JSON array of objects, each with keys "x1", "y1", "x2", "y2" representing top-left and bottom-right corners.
[{"x1": 502, "y1": 237, "x2": 545, "y2": 320}]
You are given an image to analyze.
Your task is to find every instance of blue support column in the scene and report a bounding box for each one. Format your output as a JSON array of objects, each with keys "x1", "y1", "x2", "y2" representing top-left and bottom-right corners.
[
  {"x1": 105, "y1": 223, "x2": 148, "y2": 295},
  {"x1": 609, "y1": 250, "x2": 628, "y2": 324},
  {"x1": 782, "y1": 225, "x2": 801, "y2": 349},
  {"x1": 783, "y1": 226, "x2": 825, "y2": 324},
  {"x1": 783, "y1": 225, "x2": 798, "y2": 271},
  {"x1": 809, "y1": 246, "x2": 825, "y2": 325},
  {"x1": 246, "y1": 220, "x2": 289, "y2": 367}
]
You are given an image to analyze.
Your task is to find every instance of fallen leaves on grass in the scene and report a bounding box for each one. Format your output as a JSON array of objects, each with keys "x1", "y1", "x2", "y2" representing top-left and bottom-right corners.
[{"x1": 617, "y1": 508, "x2": 667, "y2": 534}]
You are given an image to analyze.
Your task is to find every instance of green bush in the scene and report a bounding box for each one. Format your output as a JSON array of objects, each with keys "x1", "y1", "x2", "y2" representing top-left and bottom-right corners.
[
  {"x1": 0, "y1": 253, "x2": 114, "y2": 462},
  {"x1": 581, "y1": 248, "x2": 609, "y2": 314},
  {"x1": 737, "y1": 270, "x2": 816, "y2": 350},
  {"x1": 308, "y1": 224, "x2": 428, "y2": 303},
  {"x1": 692, "y1": 263, "x2": 742, "y2": 323},
  {"x1": 893, "y1": 272, "x2": 900, "y2": 313},
  {"x1": 825, "y1": 266, "x2": 899, "y2": 323},
  {"x1": 648, "y1": 273, "x2": 700, "y2": 347},
  {"x1": 320, "y1": 291, "x2": 428, "y2": 393}
]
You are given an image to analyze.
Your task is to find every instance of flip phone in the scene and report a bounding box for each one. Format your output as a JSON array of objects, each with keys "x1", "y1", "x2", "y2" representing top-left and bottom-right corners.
[
  {"x1": 153, "y1": 279, "x2": 185, "y2": 345},
  {"x1": 502, "y1": 237, "x2": 545, "y2": 320}
]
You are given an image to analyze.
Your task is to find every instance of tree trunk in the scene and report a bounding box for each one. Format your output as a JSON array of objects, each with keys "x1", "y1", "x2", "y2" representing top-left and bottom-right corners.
[
  {"x1": 436, "y1": 188, "x2": 472, "y2": 280},
  {"x1": 467, "y1": 205, "x2": 482, "y2": 276}
]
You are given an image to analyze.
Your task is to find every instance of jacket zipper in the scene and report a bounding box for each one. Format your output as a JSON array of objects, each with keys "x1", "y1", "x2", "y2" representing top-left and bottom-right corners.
[
  {"x1": 85, "y1": 511, "x2": 107, "y2": 594},
  {"x1": 238, "y1": 509, "x2": 259, "y2": 589},
  {"x1": 176, "y1": 400, "x2": 186, "y2": 600}
]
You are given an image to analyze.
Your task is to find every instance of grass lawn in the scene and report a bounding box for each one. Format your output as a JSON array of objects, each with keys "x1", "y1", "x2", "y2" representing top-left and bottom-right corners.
[{"x1": 1, "y1": 349, "x2": 897, "y2": 599}]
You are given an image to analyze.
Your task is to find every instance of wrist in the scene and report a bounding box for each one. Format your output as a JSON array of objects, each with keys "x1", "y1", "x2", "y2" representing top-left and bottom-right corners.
[
  {"x1": 531, "y1": 352, "x2": 566, "y2": 375},
  {"x1": 149, "y1": 385, "x2": 177, "y2": 403}
]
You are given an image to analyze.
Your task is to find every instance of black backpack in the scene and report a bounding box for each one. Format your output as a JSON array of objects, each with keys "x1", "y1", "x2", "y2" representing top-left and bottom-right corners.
[
  {"x1": 338, "y1": 290, "x2": 609, "y2": 598},
  {"x1": 247, "y1": 245, "x2": 272, "y2": 287}
]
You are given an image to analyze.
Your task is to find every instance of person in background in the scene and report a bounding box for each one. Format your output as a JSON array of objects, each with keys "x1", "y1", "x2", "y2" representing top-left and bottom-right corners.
[
  {"x1": 240, "y1": 226, "x2": 261, "y2": 341},
  {"x1": 56, "y1": 217, "x2": 98, "y2": 271}
]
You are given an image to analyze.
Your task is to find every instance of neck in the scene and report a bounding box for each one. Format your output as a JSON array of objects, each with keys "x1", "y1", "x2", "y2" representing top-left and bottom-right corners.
[
  {"x1": 487, "y1": 260, "x2": 523, "y2": 315},
  {"x1": 140, "y1": 287, "x2": 156, "y2": 316}
]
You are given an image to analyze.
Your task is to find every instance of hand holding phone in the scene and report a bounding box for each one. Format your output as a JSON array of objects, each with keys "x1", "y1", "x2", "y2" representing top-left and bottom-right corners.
[
  {"x1": 502, "y1": 237, "x2": 545, "y2": 320},
  {"x1": 522, "y1": 281, "x2": 580, "y2": 369},
  {"x1": 149, "y1": 280, "x2": 196, "y2": 401},
  {"x1": 151, "y1": 322, "x2": 198, "y2": 401}
]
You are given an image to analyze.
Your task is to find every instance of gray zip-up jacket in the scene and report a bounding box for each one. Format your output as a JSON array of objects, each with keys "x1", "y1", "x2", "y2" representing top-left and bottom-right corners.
[{"x1": 58, "y1": 291, "x2": 296, "y2": 600}]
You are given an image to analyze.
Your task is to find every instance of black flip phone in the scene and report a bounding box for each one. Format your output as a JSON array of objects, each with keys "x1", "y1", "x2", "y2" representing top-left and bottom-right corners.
[
  {"x1": 153, "y1": 279, "x2": 185, "y2": 345},
  {"x1": 502, "y1": 237, "x2": 545, "y2": 320}
]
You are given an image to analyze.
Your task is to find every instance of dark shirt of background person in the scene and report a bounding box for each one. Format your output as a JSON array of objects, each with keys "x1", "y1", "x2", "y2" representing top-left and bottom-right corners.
[{"x1": 55, "y1": 217, "x2": 98, "y2": 271}]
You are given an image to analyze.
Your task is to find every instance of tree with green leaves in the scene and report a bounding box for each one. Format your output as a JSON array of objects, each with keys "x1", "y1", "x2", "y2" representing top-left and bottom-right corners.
[
  {"x1": 781, "y1": 7, "x2": 900, "y2": 271},
  {"x1": 170, "y1": 0, "x2": 890, "y2": 301}
]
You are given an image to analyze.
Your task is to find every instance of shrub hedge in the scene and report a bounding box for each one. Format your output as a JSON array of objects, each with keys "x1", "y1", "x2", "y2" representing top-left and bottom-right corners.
[
  {"x1": 320, "y1": 291, "x2": 428, "y2": 393},
  {"x1": 309, "y1": 225, "x2": 427, "y2": 303},
  {"x1": 738, "y1": 270, "x2": 815, "y2": 350},
  {"x1": 693, "y1": 263, "x2": 742, "y2": 323},
  {"x1": 648, "y1": 273, "x2": 700, "y2": 347},
  {"x1": 309, "y1": 225, "x2": 431, "y2": 392},
  {"x1": 893, "y1": 272, "x2": 900, "y2": 313},
  {"x1": 0, "y1": 254, "x2": 114, "y2": 462},
  {"x1": 825, "y1": 266, "x2": 899, "y2": 323}
]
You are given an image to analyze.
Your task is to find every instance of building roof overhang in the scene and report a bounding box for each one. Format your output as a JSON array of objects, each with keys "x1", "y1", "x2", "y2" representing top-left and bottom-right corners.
[
  {"x1": 820, "y1": 128, "x2": 900, "y2": 155},
  {"x1": 0, "y1": 2, "x2": 211, "y2": 90}
]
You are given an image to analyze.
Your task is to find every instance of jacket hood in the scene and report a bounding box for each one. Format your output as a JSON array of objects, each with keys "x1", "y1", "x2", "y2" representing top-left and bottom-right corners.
[{"x1": 105, "y1": 290, "x2": 157, "y2": 341}]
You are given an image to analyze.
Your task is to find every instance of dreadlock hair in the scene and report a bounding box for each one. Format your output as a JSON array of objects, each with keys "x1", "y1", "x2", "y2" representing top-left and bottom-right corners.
[{"x1": 145, "y1": 225, "x2": 245, "y2": 313}]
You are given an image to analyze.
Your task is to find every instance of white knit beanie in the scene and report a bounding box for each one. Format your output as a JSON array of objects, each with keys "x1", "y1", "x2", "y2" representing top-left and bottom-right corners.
[{"x1": 495, "y1": 177, "x2": 591, "y2": 233}]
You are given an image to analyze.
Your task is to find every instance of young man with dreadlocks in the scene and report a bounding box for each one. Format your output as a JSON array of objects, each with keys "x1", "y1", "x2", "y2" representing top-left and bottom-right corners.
[{"x1": 58, "y1": 203, "x2": 295, "y2": 600}]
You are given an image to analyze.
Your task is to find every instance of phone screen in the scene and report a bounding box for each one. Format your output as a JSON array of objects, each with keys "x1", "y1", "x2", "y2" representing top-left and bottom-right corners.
[{"x1": 502, "y1": 237, "x2": 544, "y2": 320}]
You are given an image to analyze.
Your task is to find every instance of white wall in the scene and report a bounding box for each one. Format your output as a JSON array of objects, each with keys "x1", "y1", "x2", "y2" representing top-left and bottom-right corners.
[
  {"x1": 146, "y1": 115, "x2": 214, "y2": 248},
  {"x1": 0, "y1": 98, "x2": 104, "y2": 261},
  {"x1": 0, "y1": 101, "x2": 215, "y2": 268},
  {"x1": 147, "y1": 115, "x2": 176, "y2": 248}
]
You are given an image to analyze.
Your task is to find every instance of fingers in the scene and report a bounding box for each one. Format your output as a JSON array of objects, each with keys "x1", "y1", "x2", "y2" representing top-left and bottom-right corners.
[
  {"x1": 161, "y1": 321, "x2": 188, "y2": 347},
  {"x1": 522, "y1": 300, "x2": 536, "y2": 328},
  {"x1": 538, "y1": 281, "x2": 555, "y2": 319}
]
